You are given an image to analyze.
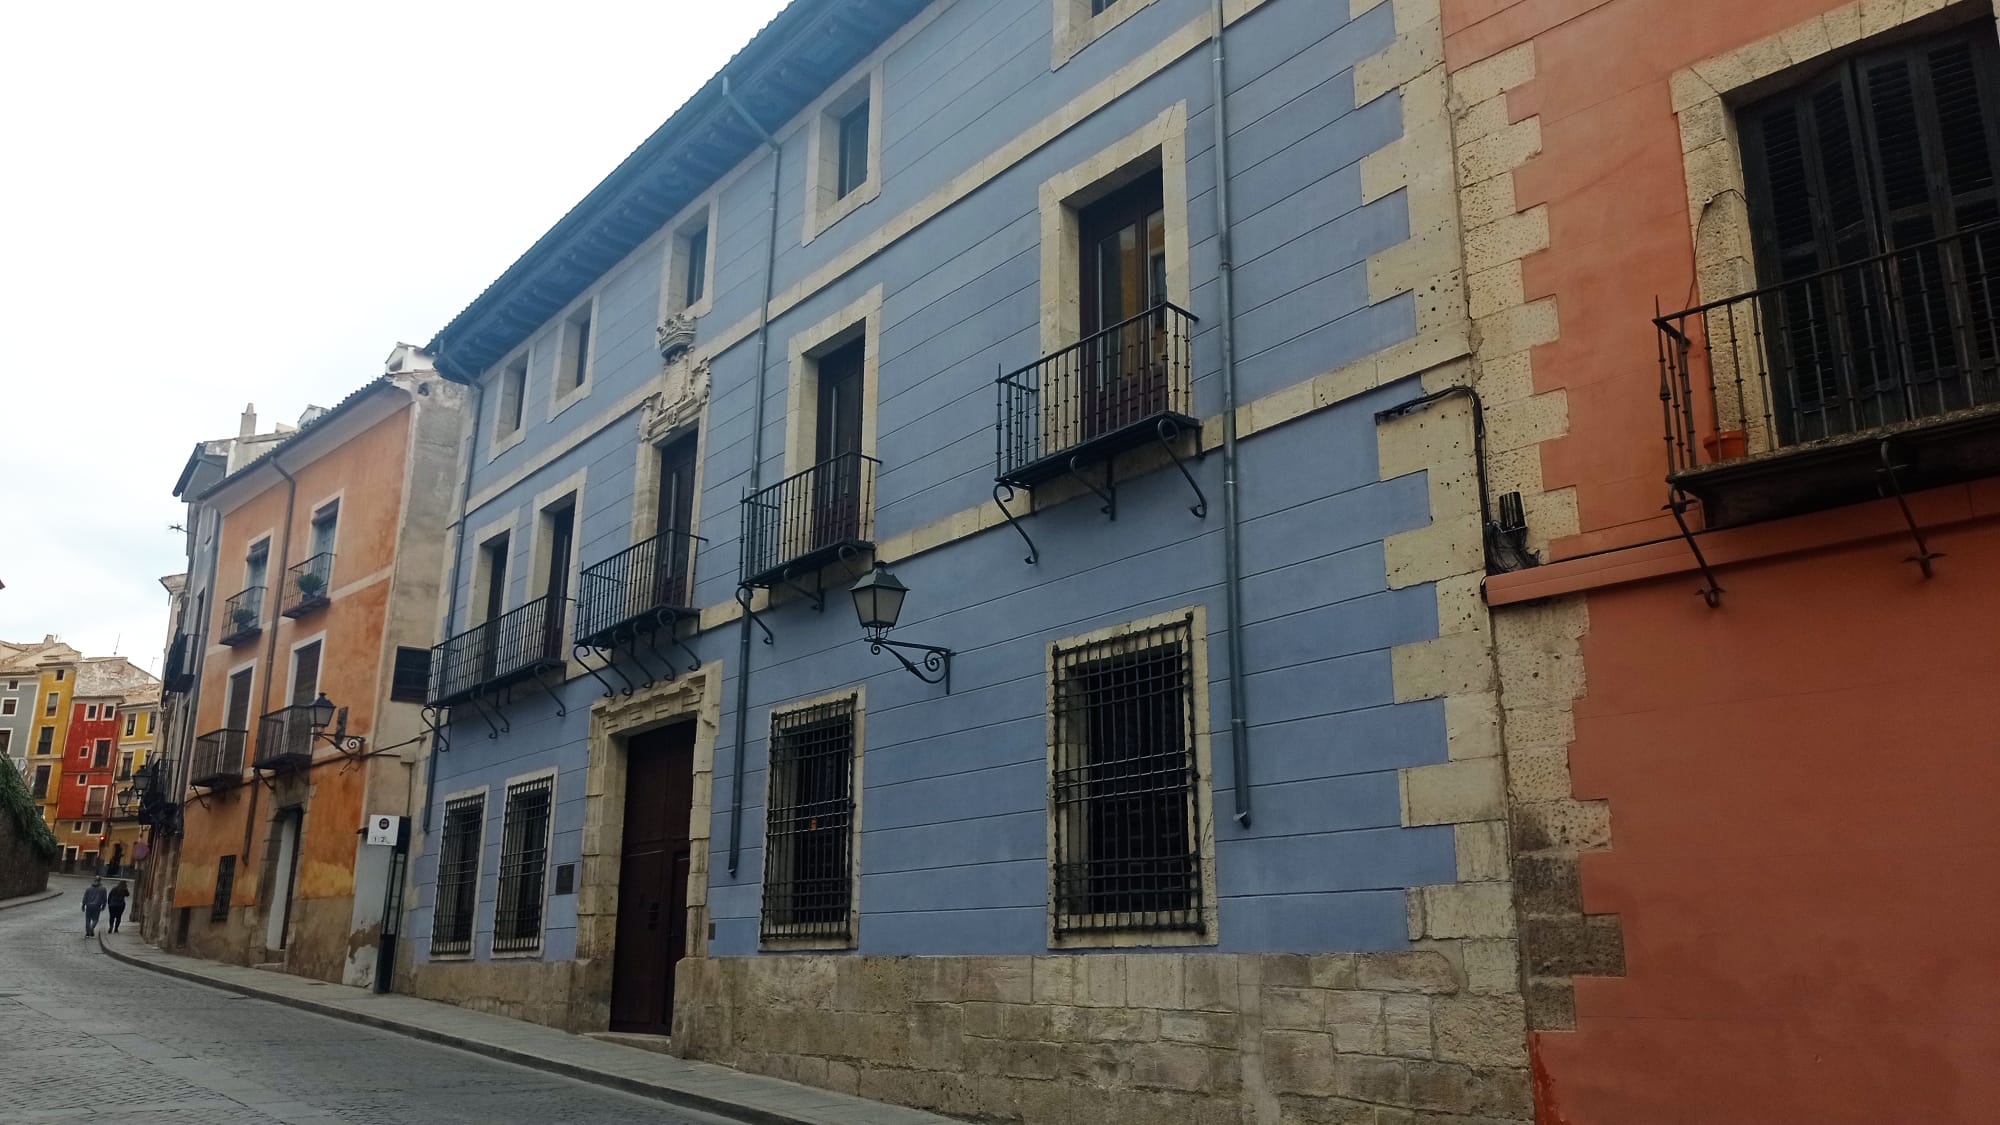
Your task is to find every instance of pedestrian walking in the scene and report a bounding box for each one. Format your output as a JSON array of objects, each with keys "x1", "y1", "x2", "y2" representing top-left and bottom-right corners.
[
  {"x1": 107, "y1": 881, "x2": 129, "y2": 934},
  {"x1": 81, "y1": 878, "x2": 107, "y2": 937}
]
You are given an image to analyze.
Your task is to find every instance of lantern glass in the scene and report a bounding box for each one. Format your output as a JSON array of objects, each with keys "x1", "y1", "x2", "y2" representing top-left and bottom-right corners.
[
  {"x1": 130, "y1": 763, "x2": 153, "y2": 798},
  {"x1": 850, "y1": 563, "x2": 909, "y2": 633},
  {"x1": 309, "y1": 692, "x2": 337, "y2": 732}
]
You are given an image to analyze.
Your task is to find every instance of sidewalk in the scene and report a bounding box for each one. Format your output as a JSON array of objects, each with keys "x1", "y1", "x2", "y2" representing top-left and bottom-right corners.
[
  {"x1": 98, "y1": 928, "x2": 961, "y2": 1125},
  {"x1": 0, "y1": 886, "x2": 61, "y2": 910}
]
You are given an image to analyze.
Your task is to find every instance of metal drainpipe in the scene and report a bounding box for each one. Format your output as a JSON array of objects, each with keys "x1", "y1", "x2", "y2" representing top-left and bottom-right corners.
[
  {"x1": 421, "y1": 361, "x2": 483, "y2": 833},
  {"x1": 245, "y1": 461, "x2": 298, "y2": 862},
  {"x1": 721, "y1": 75, "x2": 782, "y2": 876},
  {"x1": 1209, "y1": 0, "x2": 1252, "y2": 827}
]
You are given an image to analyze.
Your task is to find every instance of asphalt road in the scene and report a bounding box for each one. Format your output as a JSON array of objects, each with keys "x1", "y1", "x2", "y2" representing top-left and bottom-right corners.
[{"x1": 0, "y1": 876, "x2": 741, "y2": 1125}]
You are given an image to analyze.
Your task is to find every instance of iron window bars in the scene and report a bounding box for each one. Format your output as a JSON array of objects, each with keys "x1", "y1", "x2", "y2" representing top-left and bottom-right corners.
[
  {"x1": 212, "y1": 855, "x2": 236, "y2": 922},
  {"x1": 254, "y1": 704, "x2": 317, "y2": 773},
  {"x1": 493, "y1": 775, "x2": 554, "y2": 953},
  {"x1": 739, "y1": 452, "x2": 879, "y2": 590},
  {"x1": 282, "y1": 553, "x2": 334, "y2": 618},
  {"x1": 759, "y1": 696, "x2": 857, "y2": 943},
  {"x1": 430, "y1": 792, "x2": 484, "y2": 957},
  {"x1": 1050, "y1": 614, "x2": 1204, "y2": 936},
  {"x1": 220, "y1": 586, "x2": 266, "y2": 647},
  {"x1": 428, "y1": 596, "x2": 566, "y2": 707},
  {"x1": 189, "y1": 728, "x2": 248, "y2": 789},
  {"x1": 994, "y1": 303, "x2": 1204, "y2": 562}
]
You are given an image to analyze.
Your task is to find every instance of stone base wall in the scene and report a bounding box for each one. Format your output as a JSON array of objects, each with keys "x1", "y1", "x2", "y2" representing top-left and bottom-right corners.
[
  {"x1": 396, "y1": 956, "x2": 611, "y2": 1032},
  {"x1": 673, "y1": 952, "x2": 1530, "y2": 1124},
  {"x1": 280, "y1": 894, "x2": 358, "y2": 984},
  {"x1": 0, "y1": 809, "x2": 49, "y2": 900}
]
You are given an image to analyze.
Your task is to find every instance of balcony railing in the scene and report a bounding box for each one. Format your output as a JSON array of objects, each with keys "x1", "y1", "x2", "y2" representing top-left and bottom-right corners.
[
  {"x1": 190, "y1": 729, "x2": 248, "y2": 789},
  {"x1": 282, "y1": 553, "x2": 334, "y2": 618},
  {"x1": 255, "y1": 704, "x2": 317, "y2": 772},
  {"x1": 84, "y1": 789, "x2": 107, "y2": 816},
  {"x1": 429, "y1": 595, "x2": 566, "y2": 706},
  {"x1": 739, "y1": 452, "x2": 878, "y2": 588},
  {"x1": 1658, "y1": 224, "x2": 2000, "y2": 525},
  {"x1": 576, "y1": 529, "x2": 699, "y2": 647},
  {"x1": 997, "y1": 302, "x2": 1198, "y2": 486},
  {"x1": 220, "y1": 586, "x2": 266, "y2": 647}
]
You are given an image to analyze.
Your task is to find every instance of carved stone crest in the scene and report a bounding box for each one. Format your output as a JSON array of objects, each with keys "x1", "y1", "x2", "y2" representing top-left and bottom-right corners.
[
  {"x1": 639, "y1": 354, "x2": 710, "y2": 446},
  {"x1": 656, "y1": 312, "x2": 697, "y2": 363}
]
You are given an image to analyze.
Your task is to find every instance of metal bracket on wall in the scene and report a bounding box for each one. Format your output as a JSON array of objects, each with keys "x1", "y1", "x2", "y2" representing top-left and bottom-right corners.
[
  {"x1": 465, "y1": 693, "x2": 507, "y2": 740},
  {"x1": 1067, "y1": 453, "x2": 1118, "y2": 520},
  {"x1": 736, "y1": 586, "x2": 775, "y2": 646},
  {"x1": 1665, "y1": 487, "x2": 1724, "y2": 607},
  {"x1": 651, "y1": 610, "x2": 701, "y2": 674},
  {"x1": 522, "y1": 669, "x2": 569, "y2": 719},
  {"x1": 420, "y1": 705, "x2": 451, "y2": 755},
  {"x1": 777, "y1": 565, "x2": 825, "y2": 613},
  {"x1": 574, "y1": 642, "x2": 636, "y2": 699},
  {"x1": 1876, "y1": 440, "x2": 1944, "y2": 577},
  {"x1": 1154, "y1": 417, "x2": 1208, "y2": 518},
  {"x1": 992, "y1": 482, "x2": 1040, "y2": 565}
]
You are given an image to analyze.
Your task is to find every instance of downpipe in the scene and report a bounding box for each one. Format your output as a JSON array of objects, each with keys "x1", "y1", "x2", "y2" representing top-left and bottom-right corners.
[
  {"x1": 1209, "y1": 0, "x2": 1253, "y2": 827},
  {"x1": 721, "y1": 75, "x2": 781, "y2": 876},
  {"x1": 421, "y1": 364, "x2": 483, "y2": 833}
]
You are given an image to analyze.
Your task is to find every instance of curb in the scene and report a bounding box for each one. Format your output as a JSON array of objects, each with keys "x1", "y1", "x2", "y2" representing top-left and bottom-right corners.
[
  {"x1": 0, "y1": 888, "x2": 61, "y2": 911},
  {"x1": 95, "y1": 934, "x2": 817, "y2": 1125}
]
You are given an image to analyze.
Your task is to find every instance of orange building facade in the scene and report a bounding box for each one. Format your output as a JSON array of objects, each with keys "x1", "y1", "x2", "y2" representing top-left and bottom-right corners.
[
  {"x1": 170, "y1": 359, "x2": 464, "y2": 987},
  {"x1": 1440, "y1": 0, "x2": 2000, "y2": 1121}
]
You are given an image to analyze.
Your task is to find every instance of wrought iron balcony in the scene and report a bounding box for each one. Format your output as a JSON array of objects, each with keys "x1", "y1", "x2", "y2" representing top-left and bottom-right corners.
[
  {"x1": 282, "y1": 553, "x2": 334, "y2": 618},
  {"x1": 575, "y1": 529, "x2": 699, "y2": 648},
  {"x1": 220, "y1": 586, "x2": 266, "y2": 647},
  {"x1": 190, "y1": 729, "x2": 248, "y2": 789},
  {"x1": 255, "y1": 704, "x2": 316, "y2": 772},
  {"x1": 739, "y1": 452, "x2": 878, "y2": 589},
  {"x1": 84, "y1": 789, "x2": 107, "y2": 816},
  {"x1": 996, "y1": 302, "x2": 1199, "y2": 488},
  {"x1": 429, "y1": 596, "x2": 566, "y2": 706},
  {"x1": 1658, "y1": 224, "x2": 2000, "y2": 528}
]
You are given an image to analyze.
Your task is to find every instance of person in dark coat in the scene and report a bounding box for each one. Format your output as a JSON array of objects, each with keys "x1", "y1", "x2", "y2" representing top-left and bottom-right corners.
[
  {"x1": 107, "y1": 881, "x2": 129, "y2": 933},
  {"x1": 81, "y1": 878, "x2": 107, "y2": 936}
]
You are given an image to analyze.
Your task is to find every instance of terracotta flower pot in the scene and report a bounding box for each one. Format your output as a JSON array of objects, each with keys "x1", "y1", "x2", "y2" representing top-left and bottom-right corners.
[{"x1": 1703, "y1": 429, "x2": 1748, "y2": 461}]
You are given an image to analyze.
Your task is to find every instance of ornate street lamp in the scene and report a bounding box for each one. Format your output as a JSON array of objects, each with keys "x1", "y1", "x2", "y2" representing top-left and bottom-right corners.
[
  {"x1": 849, "y1": 563, "x2": 953, "y2": 692},
  {"x1": 308, "y1": 692, "x2": 367, "y2": 756}
]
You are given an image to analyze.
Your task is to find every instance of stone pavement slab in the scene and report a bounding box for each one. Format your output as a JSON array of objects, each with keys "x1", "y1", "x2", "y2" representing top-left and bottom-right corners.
[{"x1": 98, "y1": 928, "x2": 962, "y2": 1125}]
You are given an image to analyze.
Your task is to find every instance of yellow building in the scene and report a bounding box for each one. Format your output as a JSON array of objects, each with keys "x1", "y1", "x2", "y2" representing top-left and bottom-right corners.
[
  {"x1": 106, "y1": 693, "x2": 158, "y2": 871},
  {"x1": 29, "y1": 651, "x2": 78, "y2": 827}
]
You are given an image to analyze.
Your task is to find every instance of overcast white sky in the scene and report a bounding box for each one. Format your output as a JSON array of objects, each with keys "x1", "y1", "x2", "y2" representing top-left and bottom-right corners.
[{"x1": 0, "y1": 0, "x2": 788, "y2": 670}]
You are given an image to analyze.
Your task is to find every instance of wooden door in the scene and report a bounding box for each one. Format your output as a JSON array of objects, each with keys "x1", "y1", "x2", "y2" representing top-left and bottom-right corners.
[
  {"x1": 812, "y1": 342, "x2": 865, "y2": 549},
  {"x1": 609, "y1": 721, "x2": 696, "y2": 1034},
  {"x1": 1078, "y1": 173, "x2": 1169, "y2": 439},
  {"x1": 655, "y1": 437, "x2": 698, "y2": 609}
]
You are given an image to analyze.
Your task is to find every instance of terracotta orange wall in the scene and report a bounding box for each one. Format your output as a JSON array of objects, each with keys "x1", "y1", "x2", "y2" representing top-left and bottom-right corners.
[{"x1": 1445, "y1": 2, "x2": 2000, "y2": 1122}]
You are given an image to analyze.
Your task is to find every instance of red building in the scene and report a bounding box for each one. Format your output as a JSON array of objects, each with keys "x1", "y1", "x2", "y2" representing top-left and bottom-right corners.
[{"x1": 53, "y1": 657, "x2": 157, "y2": 867}]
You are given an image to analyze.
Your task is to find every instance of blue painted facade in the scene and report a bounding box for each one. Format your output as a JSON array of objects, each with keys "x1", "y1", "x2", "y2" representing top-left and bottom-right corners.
[{"x1": 408, "y1": 0, "x2": 1452, "y2": 976}]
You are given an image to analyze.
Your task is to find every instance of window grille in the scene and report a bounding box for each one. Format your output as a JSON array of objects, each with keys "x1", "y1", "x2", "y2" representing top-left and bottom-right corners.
[
  {"x1": 212, "y1": 855, "x2": 237, "y2": 922},
  {"x1": 1050, "y1": 614, "x2": 1203, "y2": 935},
  {"x1": 760, "y1": 696, "x2": 857, "y2": 942},
  {"x1": 493, "y1": 776, "x2": 553, "y2": 952},
  {"x1": 431, "y1": 793, "x2": 484, "y2": 956}
]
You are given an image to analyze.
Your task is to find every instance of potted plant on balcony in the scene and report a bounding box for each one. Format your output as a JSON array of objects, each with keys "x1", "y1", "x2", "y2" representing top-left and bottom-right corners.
[
  {"x1": 230, "y1": 605, "x2": 259, "y2": 633},
  {"x1": 295, "y1": 571, "x2": 327, "y2": 601}
]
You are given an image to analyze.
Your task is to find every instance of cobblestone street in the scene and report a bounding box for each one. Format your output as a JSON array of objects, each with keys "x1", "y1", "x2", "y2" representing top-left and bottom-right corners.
[{"x1": 0, "y1": 878, "x2": 742, "y2": 1124}]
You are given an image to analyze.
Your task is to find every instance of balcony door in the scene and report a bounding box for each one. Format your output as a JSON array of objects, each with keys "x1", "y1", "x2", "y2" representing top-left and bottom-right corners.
[
  {"x1": 285, "y1": 642, "x2": 320, "y2": 761},
  {"x1": 541, "y1": 504, "x2": 574, "y2": 662},
  {"x1": 477, "y1": 534, "x2": 509, "y2": 683},
  {"x1": 224, "y1": 667, "x2": 253, "y2": 772},
  {"x1": 1740, "y1": 26, "x2": 2000, "y2": 441},
  {"x1": 1078, "y1": 172, "x2": 1169, "y2": 442},
  {"x1": 812, "y1": 341, "x2": 865, "y2": 551},
  {"x1": 655, "y1": 437, "x2": 697, "y2": 609}
]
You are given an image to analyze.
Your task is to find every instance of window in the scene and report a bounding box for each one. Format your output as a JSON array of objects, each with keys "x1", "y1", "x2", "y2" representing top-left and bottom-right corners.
[
  {"x1": 493, "y1": 775, "x2": 554, "y2": 952},
  {"x1": 431, "y1": 792, "x2": 485, "y2": 956},
  {"x1": 118, "y1": 751, "x2": 134, "y2": 779},
  {"x1": 88, "y1": 819, "x2": 102, "y2": 835},
  {"x1": 44, "y1": 692, "x2": 58, "y2": 716},
  {"x1": 103, "y1": 706, "x2": 114, "y2": 721},
  {"x1": 213, "y1": 855, "x2": 237, "y2": 922},
  {"x1": 6, "y1": 679, "x2": 16, "y2": 689},
  {"x1": 309, "y1": 502, "x2": 339, "y2": 559},
  {"x1": 36, "y1": 727, "x2": 53, "y2": 755},
  {"x1": 390, "y1": 647, "x2": 431, "y2": 704},
  {"x1": 1738, "y1": 26, "x2": 2000, "y2": 443},
  {"x1": 497, "y1": 355, "x2": 528, "y2": 439},
  {"x1": 78, "y1": 774, "x2": 88, "y2": 786},
  {"x1": 31, "y1": 765, "x2": 49, "y2": 799},
  {"x1": 1092, "y1": 0, "x2": 1117, "y2": 10},
  {"x1": 559, "y1": 306, "x2": 592, "y2": 393},
  {"x1": 54, "y1": 669, "x2": 64, "y2": 682},
  {"x1": 1, "y1": 698, "x2": 14, "y2": 715},
  {"x1": 245, "y1": 540, "x2": 269, "y2": 592},
  {"x1": 1049, "y1": 613, "x2": 1204, "y2": 937},
  {"x1": 0, "y1": 731, "x2": 9, "y2": 755},
  {"x1": 836, "y1": 101, "x2": 870, "y2": 199},
  {"x1": 86, "y1": 704, "x2": 97, "y2": 720},
  {"x1": 94, "y1": 739, "x2": 111, "y2": 769},
  {"x1": 760, "y1": 695, "x2": 858, "y2": 944},
  {"x1": 125, "y1": 715, "x2": 135, "y2": 736},
  {"x1": 683, "y1": 223, "x2": 708, "y2": 307}
]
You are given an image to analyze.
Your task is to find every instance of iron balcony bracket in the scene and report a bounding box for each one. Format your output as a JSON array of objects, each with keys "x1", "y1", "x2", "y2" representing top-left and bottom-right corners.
[
  {"x1": 524, "y1": 668, "x2": 569, "y2": 719},
  {"x1": 777, "y1": 564, "x2": 825, "y2": 613},
  {"x1": 420, "y1": 706, "x2": 451, "y2": 755},
  {"x1": 867, "y1": 636, "x2": 953, "y2": 694},
  {"x1": 466, "y1": 692, "x2": 507, "y2": 740},
  {"x1": 574, "y1": 642, "x2": 634, "y2": 699},
  {"x1": 652, "y1": 609, "x2": 702, "y2": 673},
  {"x1": 1154, "y1": 417, "x2": 1209, "y2": 519},
  {"x1": 992, "y1": 482, "x2": 1040, "y2": 565},
  {"x1": 1876, "y1": 440, "x2": 1943, "y2": 578},
  {"x1": 251, "y1": 764, "x2": 285, "y2": 792},
  {"x1": 624, "y1": 625, "x2": 668, "y2": 689},
  {"x1": 736, "y1": 586, "x2": 776, "y2": 646},
  {"x1": 1068, "y1": 452, "x2": 1118, "y2": 520},
  {"x1": 1665, "y1": 487, "x2": 1724, "y2": 608}
]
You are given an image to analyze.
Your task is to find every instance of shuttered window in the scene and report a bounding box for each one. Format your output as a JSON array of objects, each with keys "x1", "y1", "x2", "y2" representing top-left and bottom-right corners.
[
  {"x1": 390, "y1": 647, "x2": 431, "y2": 704},
  {"x1": 1739, "y1": 26, "x2": 2000, "y2": 441}
]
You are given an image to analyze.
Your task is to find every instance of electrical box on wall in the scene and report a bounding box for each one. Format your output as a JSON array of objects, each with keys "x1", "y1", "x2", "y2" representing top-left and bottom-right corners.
[{"x1": 364, "y1": 814, "x2": 407, "y2": 847}]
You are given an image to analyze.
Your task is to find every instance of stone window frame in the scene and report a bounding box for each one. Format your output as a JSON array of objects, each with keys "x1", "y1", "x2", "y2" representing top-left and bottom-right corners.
[
  {"x1": 802, "y1": 66, "x2": 885, "y2": 246},
  {"x1": 782, "y1": 285, "x2": 884, "y2": 482},
  {"x1": 1051, "y1": 0, "x2": 1163, "y2": 71},
  {"x1": 665, "y1": 197, "x2": 719, "y2": 320},
  {"x1": 1670, "y1": 0, "x2": 1999, "y2": 448},
  {"x1": 1043, "y1": 604, "x2": 1217, "y2": 949},
  {"x1": 488, "y1": 344, "x2": 533, "y2": 460},
  {"x1": 526, "y1": 469, "x2": 587, "y2": 669},
  {"x1": 550, "y1": 295, "x2": 600, "y2": 421},
  {"x1": 466, "y1": 513, "x2": 519, "y2": 630},
  {"x1": 756, "y1": 684, "x2": 865, "y2": 952}
]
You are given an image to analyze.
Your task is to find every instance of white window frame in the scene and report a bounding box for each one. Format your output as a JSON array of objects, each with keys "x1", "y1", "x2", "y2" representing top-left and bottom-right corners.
[
  {"x1": 124, "y1": 714, "x2": 135, "y2": 736},
  {"x1": 492, "y1": 767, "x2": 559, "y2": 957},
  {"x1": 85, "y1": 704, "x2": 97, "y2": 720},
  {"x1": 802, "y1": 66, "x2": 884, "y2": 245},
  {"x1": 4, "y1": 698, "x2": 18, "y2": 716},
  {"x1": 286, "y1": 632, "x2": 327, "y2": 711}
]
